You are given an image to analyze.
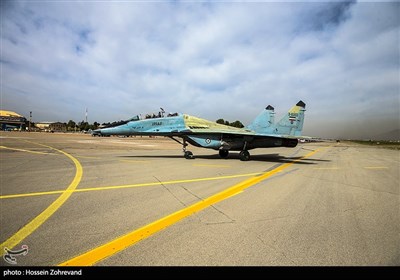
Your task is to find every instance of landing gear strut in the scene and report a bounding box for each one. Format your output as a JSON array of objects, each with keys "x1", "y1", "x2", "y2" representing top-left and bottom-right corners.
[
  {"x1": 183, "y1": 140, "x2": 194, "y2": 159},
  {"x1": 182, "y1": 139, "x2": 194, "y2": 159},
  {"x1": 169, "y1": 136, "x2": 194, "y2": 159},
  {"x1": 239, "y1": 141, "x2": 250, "y2": 161}
]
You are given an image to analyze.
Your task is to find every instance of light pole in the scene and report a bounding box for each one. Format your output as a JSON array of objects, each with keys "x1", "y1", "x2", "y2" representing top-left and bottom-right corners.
[{"x1": 29, "y1": 111, "x2": 32, "y2": 132}]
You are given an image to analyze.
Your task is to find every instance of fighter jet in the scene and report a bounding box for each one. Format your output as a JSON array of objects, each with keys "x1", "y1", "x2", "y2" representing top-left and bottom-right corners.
[{"x1": 92, "y1": 101, "x2": 306, "y2": 161}]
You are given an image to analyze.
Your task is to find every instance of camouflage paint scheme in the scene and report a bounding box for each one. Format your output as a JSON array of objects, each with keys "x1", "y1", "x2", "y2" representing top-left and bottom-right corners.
[{"x1": 93, "y1": 101, "x2": 306, "y2": 161}]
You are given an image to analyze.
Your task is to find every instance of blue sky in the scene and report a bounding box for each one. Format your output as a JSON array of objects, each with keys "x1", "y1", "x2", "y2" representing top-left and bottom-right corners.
[{"x1": 1, "y1": 0, "x2": 399, "y2": 139}]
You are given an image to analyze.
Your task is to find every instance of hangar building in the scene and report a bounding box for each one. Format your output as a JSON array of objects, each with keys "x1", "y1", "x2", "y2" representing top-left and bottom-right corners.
[{"x1": 0, "y1": 110, "x2": 27, "y2": 131}]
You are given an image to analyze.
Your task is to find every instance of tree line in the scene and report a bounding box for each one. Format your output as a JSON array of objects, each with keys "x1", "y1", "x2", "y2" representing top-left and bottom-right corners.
[{"x1": 216, "y1": 119, "x2": 244, "y2": 128}]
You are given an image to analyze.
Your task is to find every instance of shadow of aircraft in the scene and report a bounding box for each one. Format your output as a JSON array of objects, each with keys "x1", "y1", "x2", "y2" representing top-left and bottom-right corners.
[{"x1": 118, "y1": 153, "x2": 330, "y2": 165}]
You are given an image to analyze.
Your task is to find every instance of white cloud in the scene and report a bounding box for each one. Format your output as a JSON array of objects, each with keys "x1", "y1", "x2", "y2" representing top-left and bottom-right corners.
[{"x1": 1, "y1": 1, "x2": 399, "y2": 138}]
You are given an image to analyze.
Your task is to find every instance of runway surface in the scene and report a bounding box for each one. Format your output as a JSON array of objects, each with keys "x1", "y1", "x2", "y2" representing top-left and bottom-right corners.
[{"x1": 0, "y1": 131, "x2": 399, "y2": 266}]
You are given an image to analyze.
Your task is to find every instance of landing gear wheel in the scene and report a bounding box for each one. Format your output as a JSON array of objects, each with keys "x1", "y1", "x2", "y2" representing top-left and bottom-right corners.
[
  {"x1": 219, "y1": 150, "x2": 229, "y2": 158},
  {"x1": 239, "y1": 150, "x2": 250, "y2": 161},
  {"x1": 184, "y1": 151, "x2": 194, "y2": 159}
]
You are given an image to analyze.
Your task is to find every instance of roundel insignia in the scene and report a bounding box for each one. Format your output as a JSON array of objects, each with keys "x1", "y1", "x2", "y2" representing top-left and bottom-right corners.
[{"x1": 205, "y1": 138, "x2": 211, "y2": 144}]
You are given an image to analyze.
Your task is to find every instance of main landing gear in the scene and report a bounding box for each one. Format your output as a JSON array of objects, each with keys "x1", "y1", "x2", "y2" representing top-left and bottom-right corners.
[
  {"x1": 239, "y1": 150, "x2": 250, "y2": 161},
  {"x1": 219, "y1": 149, "x2": 229, "y2": 158},
  {"x1": 168, "y1": 137, "x2": 251, "y2": 161},
  {"x1": 238, "y1": 141, "x2": 251, "y2": 161},
  {"x1": 219, "y1": 149, "x2": 250, "y2": 161}
]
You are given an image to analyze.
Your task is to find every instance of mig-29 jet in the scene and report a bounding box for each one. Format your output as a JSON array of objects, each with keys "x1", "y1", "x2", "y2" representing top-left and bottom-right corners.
[{"x1": 92, "y1": 101, "x2": 306, "y2": 161}]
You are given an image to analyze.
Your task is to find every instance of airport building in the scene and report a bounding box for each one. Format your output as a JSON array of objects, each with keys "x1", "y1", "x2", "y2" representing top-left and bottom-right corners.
[
  {"x1": 49, "y1": 122, "x2": 67, "y2": 132},
  {"x1": 0, "y1": 111, "x2": 67, "y2": 132},
  {"x1": 35, "y1": 122, "x2": 67, "y2": 132},
  {"x1": 35, "y1": 122, "x2": 53, "y2": 130},
  {"x1": 0, "y1": 110, "x2": 27, "y2": 131}
]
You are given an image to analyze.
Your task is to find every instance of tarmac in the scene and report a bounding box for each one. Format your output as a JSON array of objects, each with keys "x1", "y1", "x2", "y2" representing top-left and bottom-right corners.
[{"x1": 0, "y1": 131, "x2": 399, "y2": 266}]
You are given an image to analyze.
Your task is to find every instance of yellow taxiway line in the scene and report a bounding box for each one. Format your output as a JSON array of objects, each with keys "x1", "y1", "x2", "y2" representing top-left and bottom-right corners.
[
  {"x1": 0, "y1": 173, "x2": 262, "y2": 199},
  {"x1": 0, "y1": 142, "x2": 82, "y2": 256},
  {"x1": 59, "y1": 148, "x2": 320, "y2": 266}
]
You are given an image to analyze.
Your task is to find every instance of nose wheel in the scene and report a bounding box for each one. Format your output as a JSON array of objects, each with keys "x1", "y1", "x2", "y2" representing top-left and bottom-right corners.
[{"x1": 184, "y1": 150, "x2": 194, "y2": 159}]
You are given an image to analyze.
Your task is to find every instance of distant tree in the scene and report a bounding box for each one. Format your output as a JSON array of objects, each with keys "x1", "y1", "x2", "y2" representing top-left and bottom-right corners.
[
  {"x1": 100, "y1": 119, "x2": 129, "y2": 128},
  {"x1": 230, "y1": 120, "x2": 244, "y2": 128},
  {"x1": 67, "y1": 120, "x2": 76, "y2": 131},
  {"x1": 216, "y1": 118, "x2": 244, "y2": 128},
  {"x1": 78, "y1": 121, "x2": 90, "y2": 131}
]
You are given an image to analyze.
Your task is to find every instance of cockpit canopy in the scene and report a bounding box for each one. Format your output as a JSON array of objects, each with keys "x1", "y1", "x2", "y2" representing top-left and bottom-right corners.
[{"x1": 127, "y1": 115, "x2": 140, "y2": 122}]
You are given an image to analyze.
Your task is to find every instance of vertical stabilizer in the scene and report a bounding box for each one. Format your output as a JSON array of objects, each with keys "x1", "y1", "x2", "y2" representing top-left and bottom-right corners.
[
  {"x1": 246, "y1": 105, "x2": 276, "y2": 134},
  {"x1": 273, "y1": 100, "x2": 306, "y2": 136}
]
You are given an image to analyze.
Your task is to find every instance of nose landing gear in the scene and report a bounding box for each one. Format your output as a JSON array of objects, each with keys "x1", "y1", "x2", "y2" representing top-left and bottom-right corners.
[
  {"x1": 182, "y1": 139, "x2": 194, "y2": 159},
  {"x1": 168, "y1": 136, "x2": 195, "y2": 159},
  {"x1": 184, "y1": 150, "x2": 194, "y2": 159}
]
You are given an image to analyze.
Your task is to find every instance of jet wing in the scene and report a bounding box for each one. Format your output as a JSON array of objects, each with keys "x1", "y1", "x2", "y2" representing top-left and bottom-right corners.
[{"x1": 182, "y1": 114, "x2": 255, "y2": 135}]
